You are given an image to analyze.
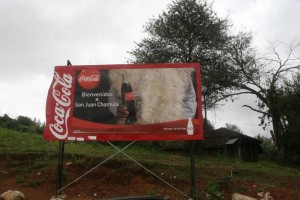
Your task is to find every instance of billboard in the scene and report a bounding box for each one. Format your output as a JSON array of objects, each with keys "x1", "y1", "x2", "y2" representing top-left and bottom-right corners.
[{"x1": 44, "y1": 63, "x2": 203, "y2": 141}]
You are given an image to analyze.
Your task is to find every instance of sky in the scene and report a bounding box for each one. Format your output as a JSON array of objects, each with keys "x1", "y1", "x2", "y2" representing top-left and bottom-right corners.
[{"x1": 0, "y1": 0, "x2": 299, "y2": 137}]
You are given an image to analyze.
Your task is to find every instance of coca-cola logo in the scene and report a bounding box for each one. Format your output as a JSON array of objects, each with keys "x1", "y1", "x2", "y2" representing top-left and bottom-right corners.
[
  {"x1": 125, "y1": 92, "x2": 135, "y2": 101},
  {"x1": 78, "y1": 70, "x2": 101, "y2": 90},
  {"x1": 49, "y1": 72, "x2": 73, "y2": 139}
]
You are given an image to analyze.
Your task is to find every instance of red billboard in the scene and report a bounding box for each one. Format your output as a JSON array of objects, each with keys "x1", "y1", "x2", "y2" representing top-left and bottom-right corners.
[{"x1": 44, "y1": 63, "x2": 203, "y2": 141}]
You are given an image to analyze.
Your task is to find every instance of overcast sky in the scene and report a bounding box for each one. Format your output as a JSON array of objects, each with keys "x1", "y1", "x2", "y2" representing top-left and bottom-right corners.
[{"x1": 0, "y1": 0, "x2": 299, "y2": 137}]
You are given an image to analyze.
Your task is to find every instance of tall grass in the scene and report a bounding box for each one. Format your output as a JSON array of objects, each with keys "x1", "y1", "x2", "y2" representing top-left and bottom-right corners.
[{"x1": 1, "y1": 127, "x2": 299, "y2": 178}]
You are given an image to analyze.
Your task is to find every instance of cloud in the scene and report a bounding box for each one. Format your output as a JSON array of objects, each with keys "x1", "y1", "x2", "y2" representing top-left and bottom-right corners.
[
  {"x1": 210, "y1": 0, "x2": 300, "y2": 136},
  {"x1": 0, "y1": 0, "x2": 171, "y2": 121},
  {"x1": 0, "y1": 0, "x2": 170, "y2": 75},
  {"x1": 0, "y1": 0, "x2": 298, "y2": 137},
  {"x1": 213, "y1": 0, "x2": 300, "y2": 49},
  {"x1": 209, "y1": 95, "x2": 269, "y2": 137}
]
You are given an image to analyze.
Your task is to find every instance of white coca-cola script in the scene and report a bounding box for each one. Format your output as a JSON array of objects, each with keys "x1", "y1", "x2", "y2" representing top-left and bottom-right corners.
[
  {"x1": 79, "y1": 75, "x2": 100, "y2": 82},
  {"x1": 49, "y1": 72, "x2": 73, "y2": 139}
]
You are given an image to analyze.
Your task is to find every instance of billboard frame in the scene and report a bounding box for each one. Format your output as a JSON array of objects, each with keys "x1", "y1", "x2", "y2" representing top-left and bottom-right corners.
[
  {"x1": 52, "y1": 61, "x2": 198, "y2": 199},
  {"x1": 44, "y1": 63, "x2": 203, "y2": 141}
]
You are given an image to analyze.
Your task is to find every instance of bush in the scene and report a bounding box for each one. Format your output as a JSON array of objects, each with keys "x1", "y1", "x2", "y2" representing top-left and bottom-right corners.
[
  {"x1": 0, "y1": 114, "x2": 44, "y2": 134},
  {"x1": 256, "y1": 134, "x2": 277, "y2": 161}
]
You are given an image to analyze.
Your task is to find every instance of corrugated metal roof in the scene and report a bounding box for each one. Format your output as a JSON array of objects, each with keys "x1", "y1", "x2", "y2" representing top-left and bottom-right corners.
[
  {"x1": 203, "y1": 128, "x2": 262, "y2": 148},
  {"x1": 205, "y1": 128, "x2": 262, "y2": 143},
  {"x1": 225, "y1": 138, "x2": 239, "y2": 145}
]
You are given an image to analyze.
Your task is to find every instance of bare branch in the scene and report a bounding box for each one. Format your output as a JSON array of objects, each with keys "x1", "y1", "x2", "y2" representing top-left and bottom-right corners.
[
  {"x1": 265, "y1": 40, "x2": 300, "y2": 86},
  {"x1": 209, "y1": 91, "x2": 253, "y2": 105},
  {"x1": 242, "y1": 105, "x2": 269, "y2": 116},
  {"x1": 263, "y1": 58, "x2": 281, "y2": 64},
  {"x1": 237, "y1": 58, "x2": 268, "y2": 95},
  {"x1": 278, "y1": 65, "x2": 300, "y2": 74},
  {"x1": 236, "y1": 83, "x2": 269, "y2": 106}
]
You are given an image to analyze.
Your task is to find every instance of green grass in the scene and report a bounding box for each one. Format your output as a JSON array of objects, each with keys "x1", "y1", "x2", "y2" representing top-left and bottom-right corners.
[
  {"x1": 0, "y1": 128, "x2": 55, "y2": 153},
  {"x1": 1, "y1": 127, "x2": 299, "y2": 183},
  {"x1": 0, "y1": 127, "x2": 189, "y2": 166},
  {"x1": 198, "y1": 154, "x2": 300, "y2": 177},
  {"x1": 1, "y1": 127, "x2": 300, "y2": 199},
  {"x1": 1, "y1": 127, "x2": 300, "y2": 174}
]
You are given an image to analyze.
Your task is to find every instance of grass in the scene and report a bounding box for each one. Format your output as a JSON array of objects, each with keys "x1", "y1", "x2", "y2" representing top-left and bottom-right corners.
[
  {"x1": 198, "y1": 153, "x2": 300, "y2": 177},
  {"x1": 1, "y1": 127, "x2": 300, "y2": 199},
  {"x1": 0, "y1": 127, "x2": 189, "y2": 166},
  {"x1": 1, "y1": 127, "x2": 299, "y2": 177}
]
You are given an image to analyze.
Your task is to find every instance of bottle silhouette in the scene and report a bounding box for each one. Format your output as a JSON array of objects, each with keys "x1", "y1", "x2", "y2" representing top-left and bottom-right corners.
[
  {"x1": 121, "y1": 73, "x2": 137, "y2": 124},
  {"x1": 187, "y1": 118, "x2": 194, "y2": 135}
]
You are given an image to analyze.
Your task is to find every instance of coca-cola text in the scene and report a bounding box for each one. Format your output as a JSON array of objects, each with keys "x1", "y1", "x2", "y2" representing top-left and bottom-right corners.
[
  {"x1": 79, "y1": 75, "x2": 100, "y2": 82},
  {"x1": 49, "y1": 72, "x2": 73, "y2": 139},
  {"x1": 78, "y1": 70, "x2": 101, "y2": 90}
]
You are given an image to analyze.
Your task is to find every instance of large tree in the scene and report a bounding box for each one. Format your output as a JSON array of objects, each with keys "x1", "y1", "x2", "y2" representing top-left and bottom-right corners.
[
  {"x1": 127, "y1": 0, "x2": 300, "y2": 163},
  {"x1": 127, "y1": 0, "x2": 237, "y2": 116},
  {"x1": 226, "y1": 35, "x2": 300, "y2": 163},
  {"x1": 225, "y1": 123, "x2": 243, "y2": 133},
  {"x1": 279, "y1": 74, "x2": 300, "y2": 165}
]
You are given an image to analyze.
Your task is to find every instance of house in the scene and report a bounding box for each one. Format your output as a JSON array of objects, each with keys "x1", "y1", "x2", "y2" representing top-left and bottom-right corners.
[{"x1": 204, "y1": 128, "x2": 263, "y2": 162}]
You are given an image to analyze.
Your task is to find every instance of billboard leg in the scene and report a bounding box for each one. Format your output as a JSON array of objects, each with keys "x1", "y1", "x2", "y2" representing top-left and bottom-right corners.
[
  {"x1": 55, "y1": 60, "x2": 71, "y2": 197},
  {"x1": 190, "y1": 141, "x2": 196, "y2": 199},
  {"x1": 56, "y1": 140, "x2": 65, "y2": 197}
]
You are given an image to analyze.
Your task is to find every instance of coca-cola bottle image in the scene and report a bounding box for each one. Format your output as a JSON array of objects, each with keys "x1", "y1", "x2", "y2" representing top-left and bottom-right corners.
[
  {"x1": 187, "y1": 118, "x2": 194, "y2": 135},
  {"x1": 121, "y1": 73, "x2": 137, "y2": 124}
]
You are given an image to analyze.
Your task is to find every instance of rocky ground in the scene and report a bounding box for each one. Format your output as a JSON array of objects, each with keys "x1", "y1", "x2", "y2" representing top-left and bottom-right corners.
[{"x1": 0, "y1": 154, "x2": 299, "y2": 200}]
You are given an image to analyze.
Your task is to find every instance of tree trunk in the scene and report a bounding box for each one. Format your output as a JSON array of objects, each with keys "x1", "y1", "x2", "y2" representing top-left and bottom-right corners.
[
  {"x1": 278, "y1": 145, "x2": 286, "y2": 165},
  {"x1": 271, "y1": 108, "x2": 286, "y2": 164}
]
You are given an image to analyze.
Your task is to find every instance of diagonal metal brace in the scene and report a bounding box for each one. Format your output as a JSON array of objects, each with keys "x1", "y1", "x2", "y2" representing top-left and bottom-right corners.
[
  {"x1": 57, "y1": 141, "x2": 135, "y2": 193},
  {"x1": 107, "y1": 141, "x2": 192, "y2": 200}
]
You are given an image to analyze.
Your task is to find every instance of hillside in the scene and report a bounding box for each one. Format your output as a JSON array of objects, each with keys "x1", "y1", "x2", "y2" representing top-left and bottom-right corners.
[{"x1": 0, "y1": 128, "x2": 299, "y2": 200}]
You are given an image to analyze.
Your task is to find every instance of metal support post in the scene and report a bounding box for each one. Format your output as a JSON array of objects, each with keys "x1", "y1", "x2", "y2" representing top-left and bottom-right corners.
[
  {"x1": 190, "y1": 140, "x2": 196, "y2": 199},
  {"x1": 55, "y1": 60, "x2": 71, "y2": 197},
  {"x1": 56, "y1": 140, "x2": 65, "y2": 197}
]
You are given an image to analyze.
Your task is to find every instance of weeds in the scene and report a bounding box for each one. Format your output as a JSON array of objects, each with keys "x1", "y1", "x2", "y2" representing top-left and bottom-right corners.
[
  {"x1": 16, "y1": 175, "x2": 26, "y2": 184},
  {"x1": 146, "y1": 189, "x2": 158, "y2": 196},
  {"x1": 205, "y1": 176, "x2": 231, "y2": 200},
  {"x1": 1, "y1": 128, "x2": 300, "y2": 199}
]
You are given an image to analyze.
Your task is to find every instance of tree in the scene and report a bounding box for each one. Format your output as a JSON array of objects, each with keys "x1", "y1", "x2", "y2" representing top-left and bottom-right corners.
[
  {"x1": 0, "y1": 114, "x2": 44, "y2": 134},
  {"x1": 225, "y1": 123, "x2": 243, "y2": 133},
  {"x1": 279, "y1": 74, "x2": 300, "y2": 165},
  {"x1": 17, "y1": 116, "x2": 34, "y2": 127},
  {"x1": 255, "y1": 134, "x2": 277, "y2": 161},
  {"x1": 204, "y1": 119, "x2": 215, "y2": 131},
  {"x1": 127, "y1": 0, "x2": 237, "y2": 121},
  {"x1": 226, "y1": 35, "x2": 300, "y2": 163},
  {"x1": 0, "y1": 114, "x2": 12, "y2": 125}
]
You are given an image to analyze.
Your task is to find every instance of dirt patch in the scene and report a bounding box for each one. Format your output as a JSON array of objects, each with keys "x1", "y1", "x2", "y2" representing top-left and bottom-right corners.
[
  {"x1": 0, "y1": 154, "x2": 299, "y2": 200},
  {"x1": 265, "y1": 187, "x2": 298, "y2": 200}
]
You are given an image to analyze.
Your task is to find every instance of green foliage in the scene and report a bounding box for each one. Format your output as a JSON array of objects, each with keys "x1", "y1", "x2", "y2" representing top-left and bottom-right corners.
[
  {"x1": 128, "y1": 0, "x2": 239, "y2": 110},
  {"x1": 226, "y1": 35, "x2": 300, "y2": 165},
  {"x1": 127, "y1": 0, "x2": 299, "y2": 168},
  {"x1": 16, "y1": 175, "x2": 26, "y2": 184},
  {"x1": 0, "y1": 114, "x2": 44, "y2": 134},
  {"x1": 279, "y1": 74, "x2": 300, "y2": 166},
  {"x1": 204, "y1": 119, "x2": 215, "y2": 131},
  {"x1": 256, "y1": 134, "x2": 277, "y2": 162},
  {"x1": 0, "y1": 128, "x2": 55, "y2": 153},
  {"x1": 1, "y1": 127, "x2": 300, "y2": 199},
  {"x1": 129, "y1": 0, "x2": 230, "y2": 62},
  {"x1": 206, "y1": 176, "x2": 231, "y2": 199},
  {"x1": 225, "y1": 123, "x2": 242, "y2": 133}
]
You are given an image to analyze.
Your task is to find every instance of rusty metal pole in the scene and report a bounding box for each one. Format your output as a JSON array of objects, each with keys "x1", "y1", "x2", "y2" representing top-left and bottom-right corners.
[
  {"x1": 190, "y1": 140, "x2": 196, "y2": 199},
  {"x1": 55, "y1": 60, "x2": 72, "y2": 198}
]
